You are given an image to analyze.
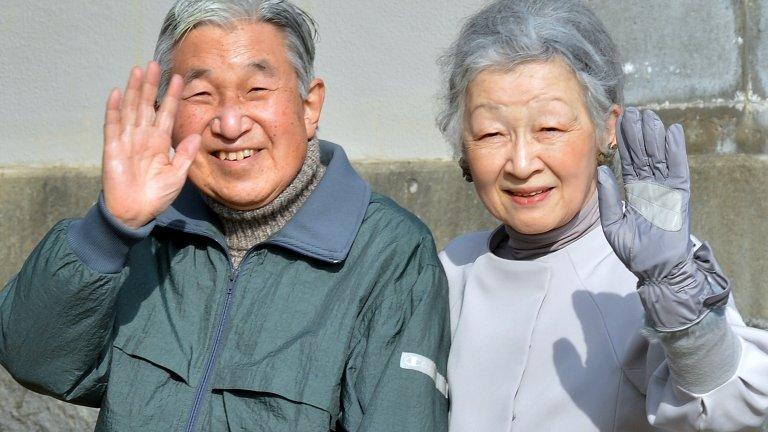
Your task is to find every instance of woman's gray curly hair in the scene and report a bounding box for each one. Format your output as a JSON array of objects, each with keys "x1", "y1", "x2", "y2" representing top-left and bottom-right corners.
[{"x1": 437, "y1": 0, "x2": 624, "y2": 165}]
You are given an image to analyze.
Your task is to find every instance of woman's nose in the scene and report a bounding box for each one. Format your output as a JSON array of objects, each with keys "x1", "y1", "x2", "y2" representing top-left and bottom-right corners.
[
  {"x1": 506, "y1": 135, "x2": 543, "y2": 179},
  {"x1": 210, "y1": 105, "x2": 254, "y2": 140}
]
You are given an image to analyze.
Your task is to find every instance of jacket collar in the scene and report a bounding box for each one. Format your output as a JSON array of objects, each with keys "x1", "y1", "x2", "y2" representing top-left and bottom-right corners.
[{"x1": 155, "y1": 140, "x2": 372, "y2": 263}]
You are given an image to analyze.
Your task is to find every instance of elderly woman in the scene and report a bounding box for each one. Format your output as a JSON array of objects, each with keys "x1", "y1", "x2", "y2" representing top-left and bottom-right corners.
[{"x1": 437, "y1": 0, "x2": 768, "y2": 430}]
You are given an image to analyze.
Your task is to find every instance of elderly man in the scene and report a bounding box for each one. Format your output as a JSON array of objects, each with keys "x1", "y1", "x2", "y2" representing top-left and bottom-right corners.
[{"x1": 0, "y1": 1, "x2": 449, "y2": 430}]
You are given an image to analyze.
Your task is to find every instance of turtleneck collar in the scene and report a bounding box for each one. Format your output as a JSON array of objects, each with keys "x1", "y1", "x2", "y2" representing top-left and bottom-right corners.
[
  {"x1": 493, "y1": 189, "x2": 601, "y2": 261},
  {"x1": 203, "y1": 138, "x2": 325, "y2": 267}
]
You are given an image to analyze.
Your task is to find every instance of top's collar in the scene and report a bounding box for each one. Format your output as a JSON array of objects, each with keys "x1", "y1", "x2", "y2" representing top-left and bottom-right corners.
[
  {"x1": 486, "y1": 218, "x2": 613, "y2": 269},
  {"x1": 155, "y1": 140, "x2": 372, "y2": 263}
]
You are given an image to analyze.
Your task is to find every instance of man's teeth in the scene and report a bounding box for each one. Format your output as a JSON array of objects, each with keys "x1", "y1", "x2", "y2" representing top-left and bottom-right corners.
[
  {"x1": 513, "y1": 189, "x2": 548, "y2": 197},
  {"x1": 217, "y1": 149, "x2": 255, "y2": 161}
]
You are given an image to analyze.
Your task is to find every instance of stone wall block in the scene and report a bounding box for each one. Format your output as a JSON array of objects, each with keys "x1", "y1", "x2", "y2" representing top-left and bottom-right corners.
[
  {"x1": 751, "y1": 0, "x2": 768, "y2": 97},
  {"x1": 0, "y1": 168, "x2": 102, "y2": 286},
  {"x1": 653, "y1": 107, "x2": 768, "y2": 155},
  {"x1": 587, "y1": 0, "x2": 742, "y2": 105},
  {"x1": 0, "y1": 368, "x2": 98, "y2": 432}
]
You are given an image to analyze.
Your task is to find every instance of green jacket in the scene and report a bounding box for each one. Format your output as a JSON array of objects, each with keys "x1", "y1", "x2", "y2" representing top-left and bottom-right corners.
[{"x1": 0, "y1": 142, "x2": 450, "y2": 431}]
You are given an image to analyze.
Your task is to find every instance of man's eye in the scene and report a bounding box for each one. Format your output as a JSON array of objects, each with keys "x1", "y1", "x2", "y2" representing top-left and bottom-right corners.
[
  {"x1": 184, "y1": 92, "x2": 211, "y2": 100},
  {"x1": 249, "y1": 87, "x2": 268, "y2": 93}
]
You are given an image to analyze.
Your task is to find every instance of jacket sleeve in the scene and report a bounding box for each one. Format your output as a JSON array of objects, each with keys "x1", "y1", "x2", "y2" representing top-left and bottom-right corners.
[
  {"x1": 644, "y1": 296, "x2": 768, "y2": 431},
  {"x1": 637, "y1": 241, "x2": 768, "y2": 430},
  {"x1": 338, "y1": 238, "x2": 451, "y2": 432},
  {"x1": 0, "y1": 196, "x2": 152, "y2": 407}
]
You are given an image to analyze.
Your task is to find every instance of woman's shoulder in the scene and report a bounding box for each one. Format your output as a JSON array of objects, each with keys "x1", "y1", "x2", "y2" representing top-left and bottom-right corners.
[{"x1": 439, "y1": 230, "x2": 495, "y2": 269}]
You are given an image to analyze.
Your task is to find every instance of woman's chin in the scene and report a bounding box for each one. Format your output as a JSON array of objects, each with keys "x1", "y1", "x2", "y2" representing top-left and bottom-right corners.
[{"x1": 503, "y1": 217, "x2": 563, "y2": 235}]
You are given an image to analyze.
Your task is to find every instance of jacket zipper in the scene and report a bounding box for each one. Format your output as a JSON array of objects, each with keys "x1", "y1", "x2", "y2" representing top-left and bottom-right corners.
[{"x1": 182, "y1": 249, "x2": 252, "y2": 432}]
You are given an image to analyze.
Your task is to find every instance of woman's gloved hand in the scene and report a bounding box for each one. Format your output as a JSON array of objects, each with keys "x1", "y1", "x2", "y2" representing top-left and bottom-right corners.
[{"x1": 596, "y1": 107, "x2": 729, "y2": 332}]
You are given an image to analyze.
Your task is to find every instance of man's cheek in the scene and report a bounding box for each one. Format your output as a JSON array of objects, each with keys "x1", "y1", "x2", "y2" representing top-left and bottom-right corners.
[{"x1": 175, "y1": 108, "x2": 212, "y2": 136}]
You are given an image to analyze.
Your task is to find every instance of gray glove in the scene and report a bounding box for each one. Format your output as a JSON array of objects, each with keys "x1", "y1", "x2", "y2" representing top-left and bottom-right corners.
[{"x1": 597, "y1": 108, "x2": 729, "y2": 332}]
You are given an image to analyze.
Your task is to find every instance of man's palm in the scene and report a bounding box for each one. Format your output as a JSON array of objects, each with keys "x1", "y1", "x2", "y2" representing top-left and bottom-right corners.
[{"x1": 102, "y1": 62, "x2": 200, "y2": 228}]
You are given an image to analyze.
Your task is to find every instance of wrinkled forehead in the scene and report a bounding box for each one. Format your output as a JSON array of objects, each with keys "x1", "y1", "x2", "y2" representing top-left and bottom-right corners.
[{"x1": 465, "y1": 59, "x2": 588, "y2": 115}]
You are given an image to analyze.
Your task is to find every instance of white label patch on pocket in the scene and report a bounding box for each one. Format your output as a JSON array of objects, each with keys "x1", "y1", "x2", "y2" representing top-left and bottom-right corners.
[{"x1": 400, "y1": 352, "x2": 448, "y2": 398}]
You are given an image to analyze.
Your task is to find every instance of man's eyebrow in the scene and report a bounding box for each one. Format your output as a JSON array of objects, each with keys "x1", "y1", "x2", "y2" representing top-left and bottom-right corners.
[
  {"x1": 248, "y1": 60, "x2": 276, "y2": 77},
  {"x1": 183, "y1": 68, "x2": 210, "y2": 84}
]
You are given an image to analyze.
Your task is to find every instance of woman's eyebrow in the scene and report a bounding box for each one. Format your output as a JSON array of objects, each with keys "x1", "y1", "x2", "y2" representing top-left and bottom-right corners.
[{"x1": 469, "y1": 103, "x2": 502, "y2": 115}]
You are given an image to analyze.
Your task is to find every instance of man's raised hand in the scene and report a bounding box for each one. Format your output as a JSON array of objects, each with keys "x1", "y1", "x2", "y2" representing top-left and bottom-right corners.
[{"x1": 102, "y1": 62, "x2": 201, "y2": 228}]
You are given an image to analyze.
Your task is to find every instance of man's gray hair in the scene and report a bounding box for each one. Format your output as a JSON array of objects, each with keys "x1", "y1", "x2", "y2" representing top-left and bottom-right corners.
[
  {"x1": 437, "y1": 0, "x2": 624, "y2": 162},
  {"x1": 154, "y1": 0, "x2": 317, "y2": 100}
]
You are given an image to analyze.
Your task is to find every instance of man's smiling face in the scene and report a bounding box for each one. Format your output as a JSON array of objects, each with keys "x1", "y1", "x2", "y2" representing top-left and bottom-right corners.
[{"x1": 171, "y1": 21, "x2": 322, "y2": 211}]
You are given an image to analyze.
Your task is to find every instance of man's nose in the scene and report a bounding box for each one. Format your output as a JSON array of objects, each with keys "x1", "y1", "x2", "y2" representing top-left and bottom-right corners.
[
  {"x1": 210, "y1": 105, "x2": 254, "y2": 141},
  {"x1": 505, "y1": 134, "x2": 543, "y2": 179}
]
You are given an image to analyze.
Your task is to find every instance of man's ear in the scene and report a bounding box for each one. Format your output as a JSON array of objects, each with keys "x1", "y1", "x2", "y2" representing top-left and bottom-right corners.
[
  {"x1": 303, "y1": 78, "x2": 325, "y2": 139},
  {"x1": 604, "y1": 104, "x2": 622, "y2": 147}
]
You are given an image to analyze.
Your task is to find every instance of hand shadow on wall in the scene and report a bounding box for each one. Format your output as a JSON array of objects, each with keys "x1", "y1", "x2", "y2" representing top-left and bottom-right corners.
[{"x1": 552, "y1": 289, "x2": 648, "y2": 432}]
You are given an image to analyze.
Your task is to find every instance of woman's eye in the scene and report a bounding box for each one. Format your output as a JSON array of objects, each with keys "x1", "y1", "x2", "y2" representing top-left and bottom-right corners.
[
  {"x1": 479, "y1": 132, "x2": 502, "y2": 140},
  {"x1": 537, "y1": 127, "x2": 564, "y2": 138}
]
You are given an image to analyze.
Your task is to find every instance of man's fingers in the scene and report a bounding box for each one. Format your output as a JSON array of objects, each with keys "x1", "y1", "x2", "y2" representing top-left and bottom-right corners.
[
  {"x1": 596, "y1": 166, "x2": 625, "y2": 227},
  {"x1": 138, "y1": 62, "x2": 161, "y2": 126},
  {"x1": 103, "y1": 88, "x2": 124, "y2": 155},
  {"x1": 104, "y1": 88, "x2": 122, "y2": 124},
  {"x1": 157, "y1": 74, "x2": 184, "y2": 134},
  {"x1": 120, "y1": 67, "x2": 144, "y2": 128},
  {"x1": 171, "y1": 134, "x2": 201, "y2": 176}
]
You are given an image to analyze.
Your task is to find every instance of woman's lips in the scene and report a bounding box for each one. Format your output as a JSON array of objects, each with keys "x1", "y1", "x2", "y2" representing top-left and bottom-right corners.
[{"x1": 505, "y1": 187, "x2": 554, "y2": 206}]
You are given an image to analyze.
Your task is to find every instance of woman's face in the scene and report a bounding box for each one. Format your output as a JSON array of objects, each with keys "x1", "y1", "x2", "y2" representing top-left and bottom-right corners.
[{"x1": 463, "y1": 59, "x2": 616, "y2": 234}]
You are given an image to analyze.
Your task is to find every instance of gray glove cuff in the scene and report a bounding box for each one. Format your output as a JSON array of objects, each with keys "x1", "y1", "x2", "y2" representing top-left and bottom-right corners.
[
  {"x1": 693, "y1": 241, "x2": 731, "y2": 309},
  {"x1": 649, "y1": 308, "x2": 741, "y2": 395},
  {"x1": 637, "y1": 242, "x2": 731, "y2": 332}
]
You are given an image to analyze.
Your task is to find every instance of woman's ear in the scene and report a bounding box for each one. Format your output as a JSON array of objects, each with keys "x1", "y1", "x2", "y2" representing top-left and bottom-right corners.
[{"x1": 604, "y1": 104, "x2": 623, "y2": 148}]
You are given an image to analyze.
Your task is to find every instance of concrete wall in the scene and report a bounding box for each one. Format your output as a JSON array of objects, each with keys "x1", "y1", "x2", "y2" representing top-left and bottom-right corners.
[{"x1": 1, "y1": 0, "x2": 767, "y2": 430}]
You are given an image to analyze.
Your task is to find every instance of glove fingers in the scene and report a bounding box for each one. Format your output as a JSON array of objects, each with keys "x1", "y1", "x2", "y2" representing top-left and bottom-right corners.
[
  {"x1": 622, "y1": 107, "x2": 654, "y2": 181},
  {"x1": 596, "y1": 166, "x2": 625, "y2": 227},
  {"x1": 641, "y1": 110, "x2": 669, "y2": 180},
  {"x1": 615, "y1": 110, "x2": 637, "y2": 184},
  {"x1": 665, "y1": 123, "x2": 691, "y2": 189}
]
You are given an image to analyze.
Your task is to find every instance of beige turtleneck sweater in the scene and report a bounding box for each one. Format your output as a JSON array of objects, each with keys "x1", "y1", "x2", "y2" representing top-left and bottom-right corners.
[{"x1": 204, "y1": 139, "x2": 325, "y2": 267}]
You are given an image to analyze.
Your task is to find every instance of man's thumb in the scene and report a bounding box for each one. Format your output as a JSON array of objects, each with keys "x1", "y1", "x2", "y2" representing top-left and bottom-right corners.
[{"x1": 172, "y1": 134, "x2": 201, "y2": 175}]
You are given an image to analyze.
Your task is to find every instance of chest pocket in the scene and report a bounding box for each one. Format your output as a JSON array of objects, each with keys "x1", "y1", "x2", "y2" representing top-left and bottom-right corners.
[
  {"x1": 212, "y1": 350, "x2": 338, "y2": 432},
  {"x1": 110, "y1": 321, "x2": 338, "y2": 431},
  {"x1": 104, "y1": 336, "x2": 193, "y2": 431}
]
